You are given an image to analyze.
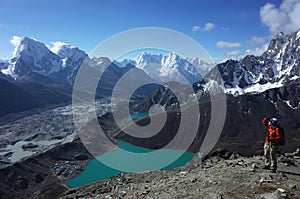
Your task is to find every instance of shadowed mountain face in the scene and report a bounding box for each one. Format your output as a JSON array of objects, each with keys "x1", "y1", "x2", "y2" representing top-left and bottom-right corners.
[
  {"x1": 0, "y1": 61, "x2": 157, "y2": 117},
  {"x1": 0, "y1": 31, "x2": 299, "y2": 152},
  {"x1": 0, "y1": 139, "x2": 93, "y2": 199},
  {"x1": 109, "y1": 78, "x2": 300, "y2": 156},
  {"x1": 0, "y1": 79, "x2": 41, "y2": 116},
  {"x1": 0, "y1": 78, "x2": 73, "y2": 117},
  {"x1": 0, "y1": 36, "x2": 160, "y2": 117},
  {"x1": 116, "y1": 30, "x2": 300, "y2": 155}
]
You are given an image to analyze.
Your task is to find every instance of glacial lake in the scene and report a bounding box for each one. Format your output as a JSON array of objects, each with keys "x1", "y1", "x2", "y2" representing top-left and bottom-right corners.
[{"x1": 67, "y1": 141, "x2": 194, "y2": 188}]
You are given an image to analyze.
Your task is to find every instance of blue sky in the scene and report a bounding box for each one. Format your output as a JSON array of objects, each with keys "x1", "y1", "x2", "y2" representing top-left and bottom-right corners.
[{"x1": 0, "y1": 0, "x2": 299, "y2": 62}]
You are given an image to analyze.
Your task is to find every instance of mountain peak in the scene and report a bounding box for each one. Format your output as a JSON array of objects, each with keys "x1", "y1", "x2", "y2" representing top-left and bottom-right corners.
[
  {"x1": 274, "y1": 32, "x2": 285, "y2": 39},
  {"x1": 133, "y1": 52, "x2": 202, "y2": 84},
  {"x1": 205, "y1": 29, "x2": 300, "y2": 96},
  {"x1": 2, "y1": 36, "x2": 62, "y2": 79},
  {"x1": 163, "y1": 52, "x2": 181, "y2": 65},
  {"x1": 135, "y1": 52, "x2": 162, "y2": 65},
  {"x1": 11, "y1": 36, "x2": 48, "y2": 58},
  {"x1": 50, "y1": 41, "x2": 87, "y2": 64},
  {"x1": 1, "y1": 36, "x2": 90, "y2": 81}
]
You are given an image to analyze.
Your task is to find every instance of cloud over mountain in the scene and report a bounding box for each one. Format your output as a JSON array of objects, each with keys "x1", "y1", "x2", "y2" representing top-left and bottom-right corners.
[
  {"x1": 216, "y1": 41, "x2": 242, "y2": 48},
  {"x1": 260, "y1": 0, "x2": 300, "y2": 36}
]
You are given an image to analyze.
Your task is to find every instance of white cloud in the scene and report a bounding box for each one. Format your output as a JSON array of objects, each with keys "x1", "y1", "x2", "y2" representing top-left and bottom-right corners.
[
  {"x1": 244, "y1": 43, "x2": 269, "y2": 57},
  {"x1": 10, "y1": 36, "x2": 22, "y2": 46},
  {"x1": 10, "y1": 36, "x2": 22, "y2": 57},
  {"x1": 248, "y1": 36, "x2": 265, "y2": 45},
  {"x1": 216, "y1": 41, "x2": 242, "y2": 48},
  {"x1": 225, "y1": 50, "x2": 240, "y2": 57},
  {"x1": 50, "y1": 41, "x2": 68, "y2": 54},
  {"x1": 193, "y1": 22, "x2": 215, "y2": 32},
  {"x1": 203, "y1": 22, "x2": 215, "y2": 32},
  {"x1": 260, "y1": 0, "x2": 300, "y2": 35},
  {"x1": 192, "y1": 25, "x2": 201, "y2": 32}
]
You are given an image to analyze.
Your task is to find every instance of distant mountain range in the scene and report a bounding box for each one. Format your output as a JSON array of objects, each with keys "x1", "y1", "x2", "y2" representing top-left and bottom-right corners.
[
  {"x1": 0, "y1": 36, "x2": 212, "y2": 84},
  {"x1": 140, "y1": 30, "x2": 300, "y2": 111},
  {"x1": 206, "y1": 31, "x2": 300, "y2": 96},
  {"x1": 112, "y1": 30, "x2": 300, "y2": 158},
  {"x1": 0, "y1": 30, "x2": 300, "y2": 117},
  {"x1": 0, "y1": 36, "x2": 212, "y2": 116},
  {"x1": 119, "y1": 52, "x2": 209, "y2": 84}
]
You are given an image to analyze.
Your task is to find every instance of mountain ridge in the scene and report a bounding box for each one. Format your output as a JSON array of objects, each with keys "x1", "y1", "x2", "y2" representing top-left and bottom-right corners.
[
  {"x1": 0, "y1": 30, "x2": 300, "y2": 116},
  {"x1": 205, "y1": 30, "x2": 300, "y2": 96}
]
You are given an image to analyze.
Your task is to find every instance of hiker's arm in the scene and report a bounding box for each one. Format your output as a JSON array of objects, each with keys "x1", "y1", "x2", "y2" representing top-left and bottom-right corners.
[{"x1": 262, "y1": 117, "x2": 269, "y2": 126}]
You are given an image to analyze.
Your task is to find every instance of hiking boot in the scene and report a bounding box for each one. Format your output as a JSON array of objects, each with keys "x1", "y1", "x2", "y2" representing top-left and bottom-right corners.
[{"x1": 262, "y1": 165, "x2": 270, "y2": 169}]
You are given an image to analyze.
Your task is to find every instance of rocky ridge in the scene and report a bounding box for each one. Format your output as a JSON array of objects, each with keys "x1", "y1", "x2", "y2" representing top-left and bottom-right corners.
[{"x1": 60, "y1": 149, "x2": 300, "y2": 199}]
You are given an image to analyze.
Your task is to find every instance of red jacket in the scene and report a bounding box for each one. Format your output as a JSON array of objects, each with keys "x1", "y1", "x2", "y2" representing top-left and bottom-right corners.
[{"x1": 262, "y1": 117, "x2": 282, "y2": 145}]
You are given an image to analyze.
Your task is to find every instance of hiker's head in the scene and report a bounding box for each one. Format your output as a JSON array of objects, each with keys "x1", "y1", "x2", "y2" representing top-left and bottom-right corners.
[{"x1": 269, "y1": 117, "x2": 278, "y2": 126}]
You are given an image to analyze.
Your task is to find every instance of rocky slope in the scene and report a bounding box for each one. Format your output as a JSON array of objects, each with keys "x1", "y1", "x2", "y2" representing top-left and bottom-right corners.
[
  {"x1": 60, "y1": 149, "x2": 300, "y2": 199},
  {"x1": 1, "y1": 134, "x2": 299, "y2": 199},
  {"x1": 112, "y1": 79, "x2": 300, "y2": 156},
  {"x1": 0, "y1": 138, "x2": 93, "y2": 199},
  {"x1": 205, "y1": 30, "x2": 300, "y2": 96}
]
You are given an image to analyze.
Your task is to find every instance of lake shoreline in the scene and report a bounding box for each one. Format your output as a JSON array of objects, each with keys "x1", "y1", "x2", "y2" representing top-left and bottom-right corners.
[{"x1": 66, "y1": 141, "x2": 195, "y2": 188}]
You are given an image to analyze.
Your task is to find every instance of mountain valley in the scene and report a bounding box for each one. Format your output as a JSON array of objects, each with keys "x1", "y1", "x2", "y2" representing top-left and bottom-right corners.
[{"x1": 0, "y1": 30, "x2": 299, "y2": 198}]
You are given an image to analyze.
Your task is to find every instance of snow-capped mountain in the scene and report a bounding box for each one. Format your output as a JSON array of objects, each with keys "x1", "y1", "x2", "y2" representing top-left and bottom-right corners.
[
  {"x1": 0, "y1": 37, "x2": 87, "y2": 83},
  {"x1": 0, "y1": 36, "x2": 212, "y2": 85},
  {"x1": 1, "y1": 37, "x2": 62, "y2": 80},
  {"x1": 120, "y1": 52, "x2": 205, "y2": 84},
  {"x1": 187, "y1": 57, "x2": 214, "y2": 76},
  {"x1": 205, "y1": 30, "x2": 300, "y2": 96},
  {"x1": 50, "y1": 41, "x2": 87, "y2": 67},
  {"x1": 49, "y1": 42, "x2": 88, "y2": 83},
  {"x1": 1, "y1": 30, "x2": 299, "y2": 98},
  {"x1": 138, "y1": 29, "x2": 300, "y2": 112}
]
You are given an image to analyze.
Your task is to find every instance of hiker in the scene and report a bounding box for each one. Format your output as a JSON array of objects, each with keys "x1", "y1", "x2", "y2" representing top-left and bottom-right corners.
[{"x1": 262, "y1": 117, "x2": 283, "y2": 172}]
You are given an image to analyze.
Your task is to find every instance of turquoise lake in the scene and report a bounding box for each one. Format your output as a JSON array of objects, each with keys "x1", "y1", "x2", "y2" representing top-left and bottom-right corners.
[
  {"x1": 67, "y1": 141, "x2": 194, "y2": 188},
  {"x1": 130, "y1": 112, "x2": 149, "y2": 120}
]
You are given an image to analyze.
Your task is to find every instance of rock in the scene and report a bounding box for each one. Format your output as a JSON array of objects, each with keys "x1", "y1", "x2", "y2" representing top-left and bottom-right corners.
[
  {"x1": 229, "y1": 151, "x2": 240, "y2": 160},
  {"x1": 35, "y1": 173, "x2": 44, "y2": 183},
  {"x1": 22, "y1": 143, "x2": 38, "y2": 150},
  {"x1": 179, "y1": 171, "x2": 187, "y2": 175},
  {"x1": 209, "y1": 149, "x2": 233, "y2": 160},
  {"x1": 18, "y1": 177, "x2": 28, "y2": 189},
  {"x1": 258, "y1": 192, "x2": 281, "y2": 199},
  {"x1": 259, "y1": 175, "x2": 273, "y2": 184},
  {"x1": 105, "y1": 195, "x2": 112, "y2": 199},
  {"x1": 4, "y1": 151, "x2": 13, "y2": 157},
  {"x1": 276, "y1": 188, "x2": 287, "y2": 193},
  {"x1": 74, "y1": 154, "x2": 89, "y2": 160},
  {"x1": 294, "y1": 148, "x2": 300, "y2": 156},
  {"x1": 120, "y1": 190, "x2": 127, "y2": 196},
  {"x1": 210, "y1": 193, "x2": 223, "y2": 199},
  {"x1": 275, "y1": 188, "x2": 288, "y2": 198},
  {"x1": 191, "y1": 178, "x2": 197, "y2": 183},
  {"x1": 287, "y1": 180, "x2": 298, "y2": 189},
  {"x1": 279, "y1": 157, "x2": 296, "y2": 166},
  {"x1": 252, "y1": 163, "x2": 258, "y2": 169},
  {"x1": 183, "y1": 152, "x2": 203, "y2": 171}
]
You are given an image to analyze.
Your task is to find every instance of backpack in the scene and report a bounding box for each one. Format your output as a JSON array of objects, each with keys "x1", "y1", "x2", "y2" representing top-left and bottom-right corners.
[{"x1": 276, "y1": 127, "x2": 285, "y2": 146}]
